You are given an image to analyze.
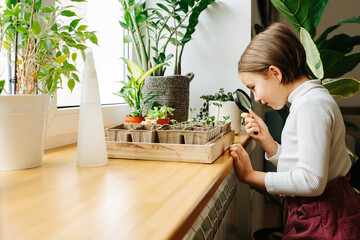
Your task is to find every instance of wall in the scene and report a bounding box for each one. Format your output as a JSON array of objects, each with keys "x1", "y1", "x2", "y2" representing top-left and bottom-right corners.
[{"x1": 179, "y1": 0, "x2": 252, "y2": 111}]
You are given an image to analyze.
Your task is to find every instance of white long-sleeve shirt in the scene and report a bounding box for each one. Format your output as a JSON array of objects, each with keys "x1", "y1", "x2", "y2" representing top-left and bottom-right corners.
[{"x1": 264, "y1": 80, "x2": 352, "y2": 196}]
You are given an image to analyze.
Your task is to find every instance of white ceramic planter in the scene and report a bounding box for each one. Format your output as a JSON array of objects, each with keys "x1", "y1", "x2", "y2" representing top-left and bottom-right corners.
[
  {"x1": 209, "y1": 101, "x2": 242, "y2": 134},
  {"x1": 0, "y1": 95, "x2": 50, "y2": 170}
]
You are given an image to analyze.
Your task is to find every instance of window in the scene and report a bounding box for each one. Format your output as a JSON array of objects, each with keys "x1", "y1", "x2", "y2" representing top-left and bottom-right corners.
[{"x1": 56, "y1": 0, "x2": 127, "y2": 107}]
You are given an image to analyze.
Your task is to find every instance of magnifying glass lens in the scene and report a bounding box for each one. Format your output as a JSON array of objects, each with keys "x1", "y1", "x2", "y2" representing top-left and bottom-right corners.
[{"x1": 232, "y1": 89, "x2": 258, "y2": 135}]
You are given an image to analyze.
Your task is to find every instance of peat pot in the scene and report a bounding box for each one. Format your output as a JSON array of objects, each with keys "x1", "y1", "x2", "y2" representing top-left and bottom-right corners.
[
  {"x1": 0, "y1": 95, "x2": 50, "y2": 170},
  {"x1": 142, "y1": 73, "x2": 194, "y2": 122}
]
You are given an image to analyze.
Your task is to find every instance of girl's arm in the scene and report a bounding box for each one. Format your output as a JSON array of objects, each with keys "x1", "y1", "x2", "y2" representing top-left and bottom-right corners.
[
  {"x1": 242, "y1": 109, "x2": 278, "y2": 158},
  {"x1": 229, "y1": 143, "x2": 266, "y2": 190}
]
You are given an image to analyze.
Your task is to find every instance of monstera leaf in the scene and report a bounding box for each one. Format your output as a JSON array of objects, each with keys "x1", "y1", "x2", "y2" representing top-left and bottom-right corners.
[
  {"x1": 322, "y1": 78, "x2": 360, "y2": 98},
  {"x1": 270, "y1": 0, "x2": 328, "y2": 37},
  {"x1": 300, "y1": 28, "x2": 324, "y2": 80}
]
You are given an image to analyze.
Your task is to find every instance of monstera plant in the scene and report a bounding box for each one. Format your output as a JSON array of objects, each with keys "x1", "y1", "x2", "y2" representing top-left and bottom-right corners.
[{"x1": 270, "y1": 0, "x2": 360, "y2": 98}]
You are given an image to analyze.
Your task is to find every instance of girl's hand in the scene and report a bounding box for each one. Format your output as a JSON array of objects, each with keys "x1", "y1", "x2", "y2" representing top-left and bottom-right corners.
[
  {"x1": 229, "y1": 143, "x2": 253, "y2": 183},
  {"x1": 241, "y1": 109, "x2": 270, "y2": 140}
]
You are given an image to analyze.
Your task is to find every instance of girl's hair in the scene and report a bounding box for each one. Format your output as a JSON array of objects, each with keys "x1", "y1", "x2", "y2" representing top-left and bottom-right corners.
[{"x1": 238, "y1": 23, "x2": 308, "y2": 84}]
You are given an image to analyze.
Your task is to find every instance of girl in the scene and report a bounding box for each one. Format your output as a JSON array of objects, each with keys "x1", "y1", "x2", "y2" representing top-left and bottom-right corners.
[{"x1": 229, "y1": 23, "x2": 360, "y2": 239}]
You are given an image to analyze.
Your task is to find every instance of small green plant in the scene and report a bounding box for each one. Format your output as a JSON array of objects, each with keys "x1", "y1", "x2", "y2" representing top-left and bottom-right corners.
[
  {"x1": 198, "y1": 88, "x2": 233, "y2": 120},
  {"x1": 170, "y1": 119, "x2": 177, "y2": 130},
  {"x1": 222, "y1": 115, "x2": 230, "y2": 123},
  {"x1": 189, "y1": 107, "x2": 196, "y2": 123},
  {"x1": 212, "y1": 102, "x2": 222, "y2": 123},
  {"x1": 145, "y1": 105, "x2": 175, "y2": 120},
  {"x1": 114, "y1": 59, "x2": 165, "y2": 117}
]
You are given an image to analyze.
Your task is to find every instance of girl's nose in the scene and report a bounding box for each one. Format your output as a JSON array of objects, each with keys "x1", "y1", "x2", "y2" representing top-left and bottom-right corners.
[{"x1": 254, "y1": 95, "x2": 261, "y2": 103}]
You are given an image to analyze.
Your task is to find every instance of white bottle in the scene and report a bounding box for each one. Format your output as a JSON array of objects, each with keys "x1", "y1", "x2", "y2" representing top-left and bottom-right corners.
[{"x1": 77, "y1": 49, "x2": 108, "y2": 167}]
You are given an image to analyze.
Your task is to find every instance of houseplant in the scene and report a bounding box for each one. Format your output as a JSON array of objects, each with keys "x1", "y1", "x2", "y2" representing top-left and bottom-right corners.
[
  {"x1": 113, "y1": 58, "x2": 165, "y2": 123},
  {"x1": 199, "y1": 88, "x2": 240, "y2": 134},
  {"x1": 0, "y1": 0, "x2": 97, "y2": 170},
  {"x1": 145, "y1": 104, "x2": 175, "y2": 125},
  {"x1": 118, "y1": 0, "x2": 216, "y2": 122},
  {"x1": 270, "y1": 0, "x2": 360, "y2": 98}
]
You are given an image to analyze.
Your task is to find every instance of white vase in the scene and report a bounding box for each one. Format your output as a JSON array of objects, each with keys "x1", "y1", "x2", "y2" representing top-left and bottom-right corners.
[
  {"x1": 0, "y1": 95, "x2": 50, "y2": 170},
  {"x1": 209, "y1": 101, "x2": 242, "y2": 134},
  {"x1": 77, "y1": 50, "x2": 108, "y2": 167}
]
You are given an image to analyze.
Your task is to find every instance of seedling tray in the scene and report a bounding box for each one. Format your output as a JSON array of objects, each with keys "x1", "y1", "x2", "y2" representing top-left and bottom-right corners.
[{"x1": 106, "y1": 130, "x2": 234, "y2": 164}]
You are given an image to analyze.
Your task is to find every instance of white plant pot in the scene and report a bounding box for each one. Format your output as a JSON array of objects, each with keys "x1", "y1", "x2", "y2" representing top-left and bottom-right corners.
[
  {"x1": 0, "y1": 95, "x2": 50, "y2": 170},
  {"x1": 209, "y1": 101, "x2": 242, "y2": 134}
]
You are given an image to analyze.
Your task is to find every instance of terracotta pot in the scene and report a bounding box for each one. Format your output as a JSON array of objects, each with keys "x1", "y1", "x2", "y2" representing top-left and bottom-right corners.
[
  {"x1": 156, "y1": 117, "x2": 170, "y2": 125},
  {"x1": 124, "y1": 116, "x2": 145, "y2": 124}
]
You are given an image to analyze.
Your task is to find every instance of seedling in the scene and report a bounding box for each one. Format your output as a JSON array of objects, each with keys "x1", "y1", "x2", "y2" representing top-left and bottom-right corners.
[
  {"x1": 212, "y1": 102, "x2": 222, "y2": 124},
  {"x1": 170, "y1": 119, "x2": 177, "y2": 130},
  {"x1": 223, "y1": 115, "x2": 230, "y2": 123},
  {"x1": 189, "y1": 107, "x2": 196, "y2": 124}
]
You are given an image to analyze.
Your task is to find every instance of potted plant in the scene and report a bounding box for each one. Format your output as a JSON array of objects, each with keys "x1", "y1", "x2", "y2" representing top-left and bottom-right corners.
[
  {"x1": 200, "y1": 88, "x2": 240, "y2": 134},
  {"x1": 113, "y1": 58, "x2": 165, "y2": 123},
  {"x1": 0, "y1": 0, "x2": 97, "y2": 170},
  {"x1": 118, "y1": 0, "x2": 216, "y2": 122},
  {"x1": 145, "y1": 104, "x2": 175, "y2": 125},
  {"x1": 270, "y1": 0, "x2": 360, "y2": 98}
]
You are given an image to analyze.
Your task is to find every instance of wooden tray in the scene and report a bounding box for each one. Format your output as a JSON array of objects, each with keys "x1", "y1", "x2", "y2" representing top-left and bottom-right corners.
[{"x1": 106, "y1": 131, "x2": 235, "y2": 164}]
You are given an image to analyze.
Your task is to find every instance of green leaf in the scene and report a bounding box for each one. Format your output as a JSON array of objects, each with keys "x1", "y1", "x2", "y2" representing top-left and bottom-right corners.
[
  {"x1": 321, "y1": 34, "x2": 360, "y2": 54},
  {"x1": 41, "y1": 7, "x2": 54, "y2": 13},
  {"x1": 61, "y1": 10, "x2": 76, "y2": 17},
  {"x1": 0, "y1": 80, "x2": 5, "y2": 94},
  {"x1": 316, "y1": 16, "x2": 360, "y2": 47},
  {"x1": 72, "y1": 52, "x2": 77, "y2": 62},
  {"x1": 270, "y1": 0, "x2": 316, "y2": 37},
  {"x1": 123, "y1": 58, "x2": 144, "y2": 80},
  {"x1": 69, "y1": 19, "x2": 81, "y2": 32},
  {"x1": 138, "y1": 63, "x2": 166, "y2": 84},
  {"x1": 157, "y1": 3, "x2": 170, "y2": 13},
  {"x1": 55, "y1": 54, "x2": 69, "y2": 63},
  {"x1": 123, "y1": 35, "x2": 132, "y2": 43},
  {"x1": 32, "y1": 21, "x2": 41, "y2": 35},
  {"x1": 312, "y1": 0, "x2": 328, "y2": 27},
  {"x1": 74, "y1": 44, "x2": 87, "y2": 50},
  {"x1": 322, "y1": 78, "x2": 360, "y2": 98},
  {"x1": 71, "y1": 73, "x2": 80, "y2": 82},
  {"x1": 119, "y1": 21, "x2": 129, "y2": 30},
  {"x1": 77, "y1": 25, "x2": 88, "y2": 31},
  {"x1": 68, "y1": 79, "x2": 75, "y2": 92},
  {"x1": 16, "y1": 25, "x2": 28, "y2": 34},
  {"x1": 300, "y1": 27, "x2": 324, "y2": 79},
  {"x1": 321, "y1": 51, "x2": 360, "y2": 78},
  {"x1": 43, "y1": 39, "x2": 52, "y2": 52},
  {"x1": 88, "y1": 32, "x2": 98, "y2": 45}
]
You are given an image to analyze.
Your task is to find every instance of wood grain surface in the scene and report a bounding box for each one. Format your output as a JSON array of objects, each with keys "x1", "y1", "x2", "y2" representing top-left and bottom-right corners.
[{"x1": 0, "y1": 132, "x2": 250, "y2": 240}]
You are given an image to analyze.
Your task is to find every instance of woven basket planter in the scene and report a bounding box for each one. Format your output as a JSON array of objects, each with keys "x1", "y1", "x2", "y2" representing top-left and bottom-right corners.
[{"x1": 142, "y1": 73, "x2": 194, "y2": 122}]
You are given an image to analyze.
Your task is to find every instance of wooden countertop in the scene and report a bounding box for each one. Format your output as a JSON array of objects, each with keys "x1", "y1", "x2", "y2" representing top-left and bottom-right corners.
[{"x1": 0, "y1": 132, "x2": 249, "y2": 240}]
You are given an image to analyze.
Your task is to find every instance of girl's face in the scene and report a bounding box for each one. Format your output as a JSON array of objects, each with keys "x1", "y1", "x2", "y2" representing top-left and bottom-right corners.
[{"x1": 239, "y1": 68, "x2": 288, "y2": 110}]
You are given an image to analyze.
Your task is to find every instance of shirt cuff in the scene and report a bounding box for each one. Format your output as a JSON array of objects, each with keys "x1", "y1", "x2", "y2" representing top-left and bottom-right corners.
[
  {"x1": 265, "y1": 172, "x2": 276, "y2": 194},
  {"x1": 265, "y1": 142, "x2": 281, "y2": 162}
]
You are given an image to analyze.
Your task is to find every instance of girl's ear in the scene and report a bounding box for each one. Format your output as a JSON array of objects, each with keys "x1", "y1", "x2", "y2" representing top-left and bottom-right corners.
[{"x1": 268, "y1": 65, "x2": 283, "y2": 84}]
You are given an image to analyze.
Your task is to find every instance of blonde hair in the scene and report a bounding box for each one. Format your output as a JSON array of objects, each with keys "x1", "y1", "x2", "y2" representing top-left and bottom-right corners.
[{"x1": 238, "y1": 23, "x2": 308, "y2": 84}]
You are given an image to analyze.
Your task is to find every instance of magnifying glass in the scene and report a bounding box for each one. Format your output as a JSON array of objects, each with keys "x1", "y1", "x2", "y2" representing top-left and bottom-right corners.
[{"x1": 232, "y1": 89, "x2": 258, "y2": 135}]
